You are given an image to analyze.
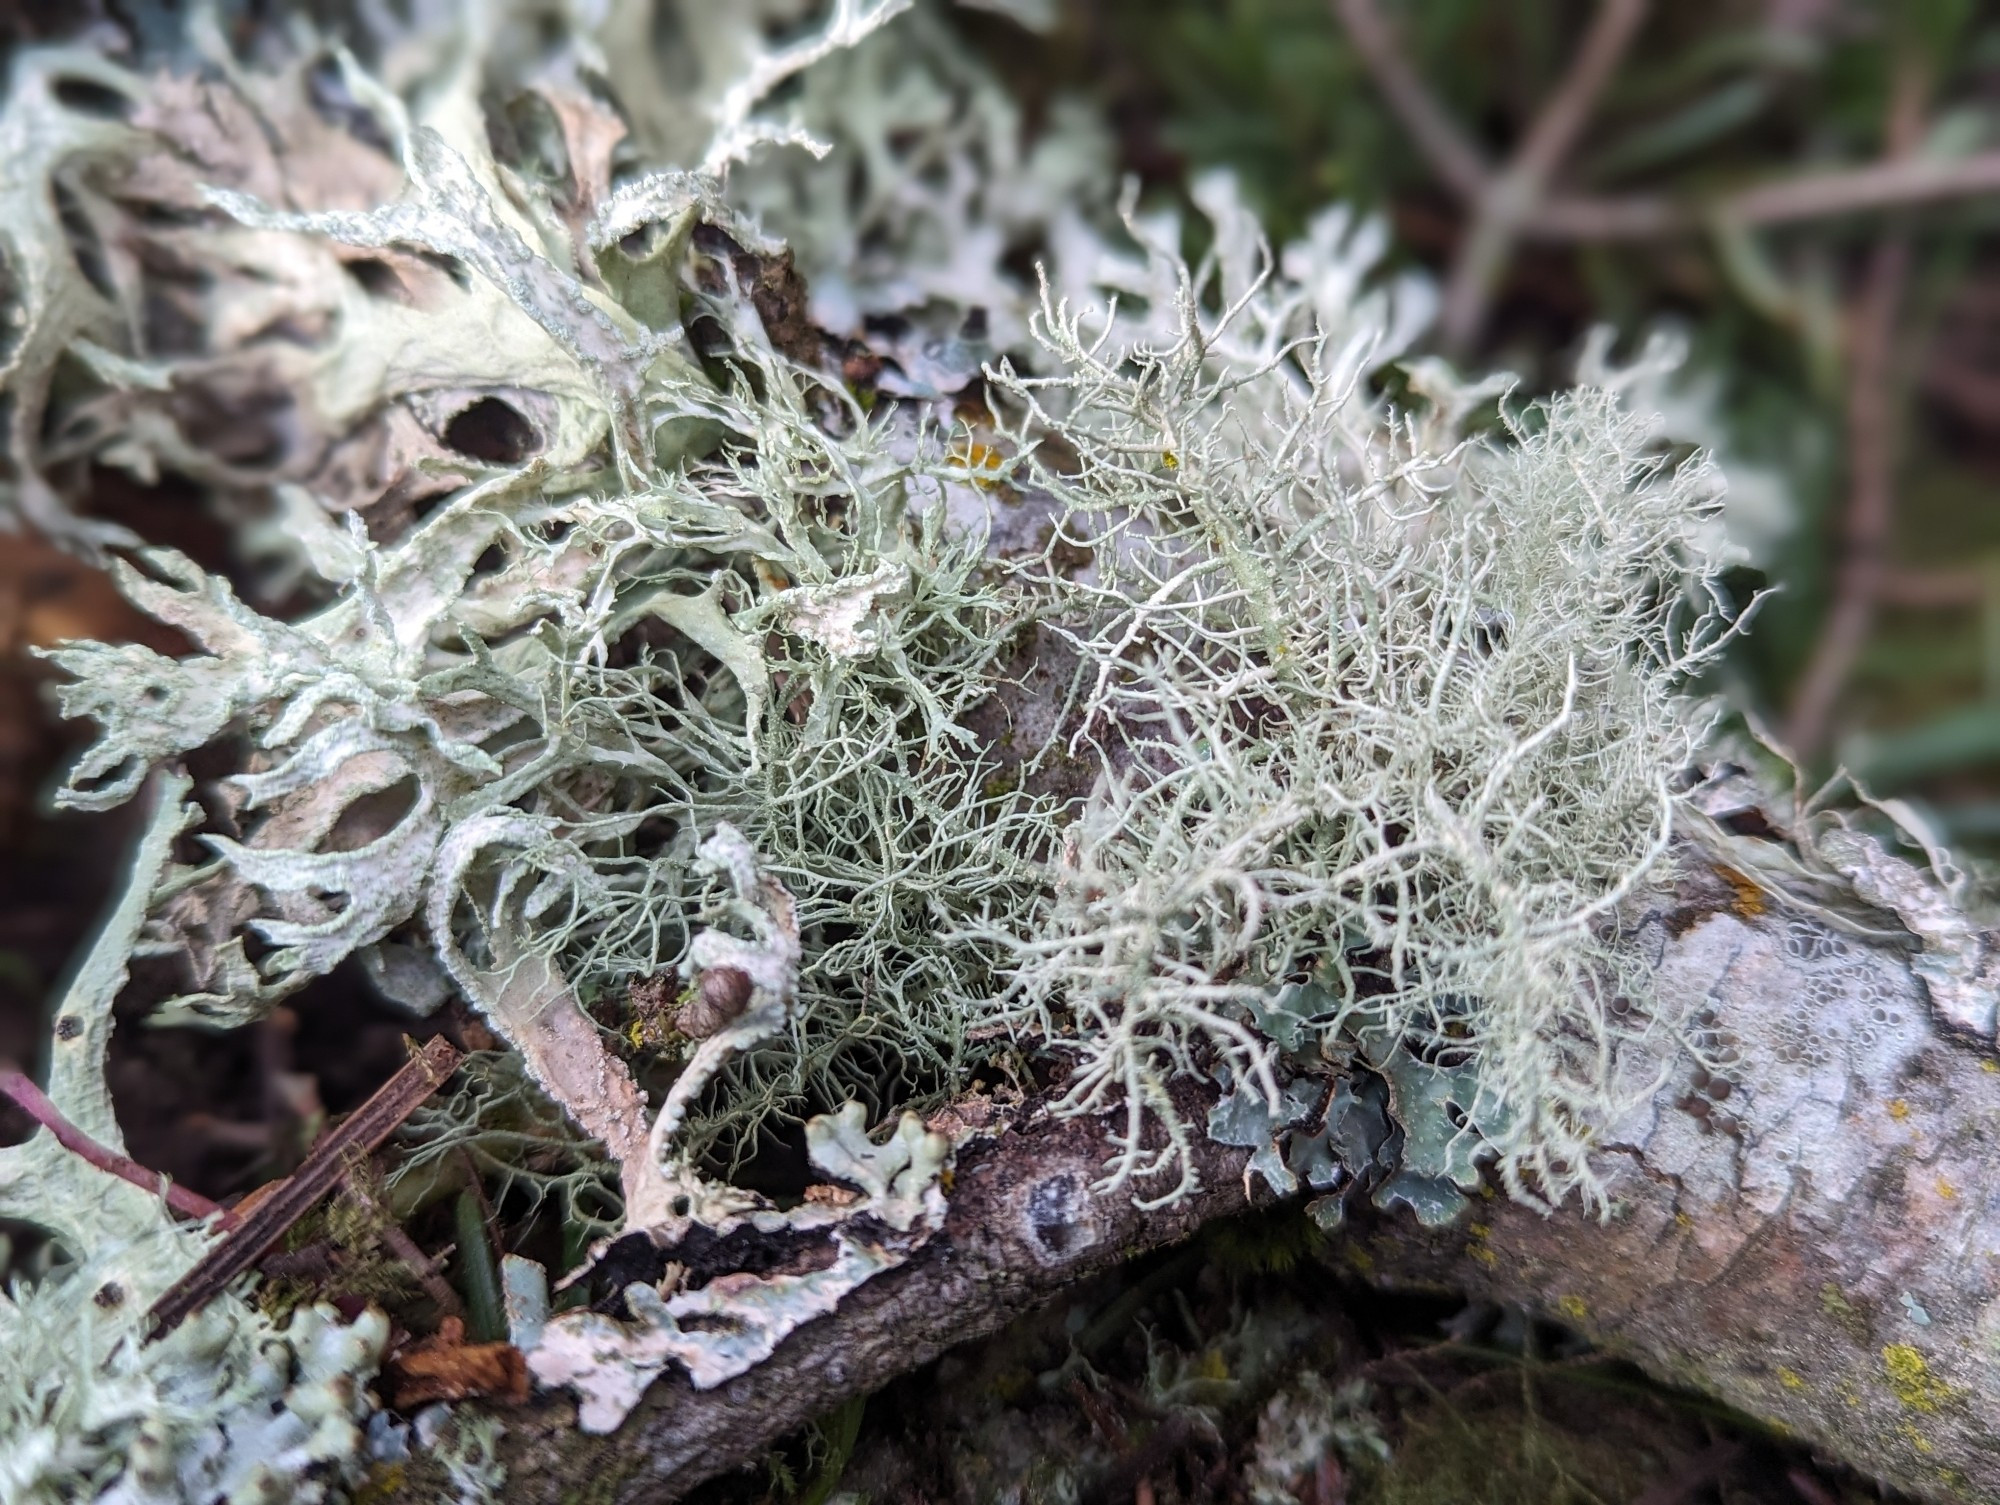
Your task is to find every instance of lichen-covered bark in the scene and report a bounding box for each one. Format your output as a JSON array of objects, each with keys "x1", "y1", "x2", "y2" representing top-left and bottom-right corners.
[
  {"x1": 492, "y1": 1091, "x2": 1267, "y2": 1502},
  {"x1": 469, "y1": 861, "x2": 2000, "y2": 1505},
  {"x1": 1363, "y1": 892, "x2": 2000, "y2": 1505}
]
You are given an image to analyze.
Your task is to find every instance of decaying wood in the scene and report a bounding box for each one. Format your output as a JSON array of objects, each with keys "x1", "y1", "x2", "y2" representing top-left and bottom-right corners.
[{"x1": 454, "y1": 855, "x2": 2000, "y2": 1505}]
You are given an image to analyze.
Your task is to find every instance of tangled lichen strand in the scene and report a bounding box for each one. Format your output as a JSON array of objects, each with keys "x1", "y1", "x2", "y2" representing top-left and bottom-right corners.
[
  {"x1": 983, "y1": 235, "x2": 1741, "y2": 1205},
  {"x1": 16, "y1": 0, "x2": 1739, "y2": 1237}
]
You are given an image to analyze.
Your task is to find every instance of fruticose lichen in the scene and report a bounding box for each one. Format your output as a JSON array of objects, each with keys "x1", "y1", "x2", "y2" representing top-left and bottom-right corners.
[{"x1": 1, "y1": 0, "x2": 1767, "y2": 1489}]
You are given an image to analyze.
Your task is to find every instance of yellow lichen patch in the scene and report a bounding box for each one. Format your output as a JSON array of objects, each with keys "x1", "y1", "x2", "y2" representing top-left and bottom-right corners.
[
  {"x1": 1714, "y1": 864, "x2": 1766, "y2": 919},
  {"x1": 1777, "y1": 1367, "x2": 1807, "y2": 1391},
  {"x1": 1556, "y1": 1294, "x2": 1589, "y2": 1323},
  {"x1": 1983, "y1": 1059, "x2": 1998, "y2": 1074},
  {"x1": 1897, "y1": 1422, "x2": 1936, "y2": 1455},
  {"x1": 353, "y1": 1463, "x2": 408, "y2": 1504},
  {"x1": 1888, "y1": 1099, "x2": 1911, "y2": 1122},
  {"x1": 1882, "y1": 1345, "x2": 1963, "y2": 1413},
  {"x1": 1821, "y1": 1283, "x2": 1869, "y2": 1342},
  {"x1": 1465, "y1": 1223, "x2": 1498, "y2": 1267},
  {"x1": 1344, "y1": 1245, "x2": 1376, "y2": 1277},
  {"x1": 1674, "y1": 1210, "x2": 1694, "y2": 1231},
  {"x1": 1937, "y1": 1177, "x2": 1958, "y2": 1201},
  {"x1": 1160, "y1": 450, "x2": 1179, "y2": 470},
  {"x1": 1194, "y1": 1348, "x2": 1229, "y2": 1382}
]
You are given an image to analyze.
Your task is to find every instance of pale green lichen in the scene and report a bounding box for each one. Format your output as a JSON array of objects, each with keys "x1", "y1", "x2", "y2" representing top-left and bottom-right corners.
[
  {"x1": 0, "y1": 774, "x2": 390, "y2": 1504},
  {"x1": 2, "y1": 0, "x2": 1759, "y2": 1483},
  {"x1": 18, "y1": 0, "x2": 1739, "y2": 1208}
]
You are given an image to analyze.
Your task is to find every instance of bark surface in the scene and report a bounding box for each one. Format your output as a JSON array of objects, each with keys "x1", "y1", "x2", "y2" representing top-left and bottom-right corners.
[{"x1": 478, "y1": 856, "x2": 2000, "y2": 1505}]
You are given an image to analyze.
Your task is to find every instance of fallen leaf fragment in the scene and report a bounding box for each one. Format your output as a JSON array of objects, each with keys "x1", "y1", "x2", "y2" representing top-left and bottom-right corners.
[{"x1": 386, "y1": 1316, "x2": 530, "y2": 1407}]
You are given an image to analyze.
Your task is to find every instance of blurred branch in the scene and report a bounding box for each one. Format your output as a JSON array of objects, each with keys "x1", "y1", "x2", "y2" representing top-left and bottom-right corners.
[
  {"x1": 1332, "y1": 1, "x2": 2000, "y2": 344},
  {"x1": 1784, "y1": 57, "x2": 1931, "y2": 759},
  {"x1": 1538, "y1": 152, "x2": 2000, "y2": 240},
  {"x1": 1330, "y1": 0, "x2": 1488, "y2": 200},
  {"x1": 1335, "y1": 0, "x2": 1651, "y2": 352},
  {"x1": 1436, "y1": 0, "x2": 1650, "y2": 351},
  {"x1": 1876, "y1": 565, "x2": 1989, "y2": 609}
]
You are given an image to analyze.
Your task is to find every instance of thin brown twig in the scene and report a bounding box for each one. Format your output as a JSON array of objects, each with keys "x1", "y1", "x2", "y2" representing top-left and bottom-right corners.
[
  {"x1": 345, "y1": 1171, "x2": 464, "y2": 1319},
  {"x1": 1436, "y1": 0, "x2": 1650, "y2": 351},
  {"x1": 146, "y1": 1035, "x2": 461, "y2": 1339},
  {"x1": 0, "y1": 1066, "x2": 227, "y2": 1224},
  {"x1": 1537, "y1": 151, "x2": 2000, "y2": 241},
  {"x1": 1333, "y1": 0, "x2": 2000, "y2": 270},
  {"x1": 1877, "y1": 565, "x2": 1989, "y2": 610},
  {"x1": 1785, "y1": 57, "x2": 1932, "y2": 758},
  {"x1": 1330, "y1": 0, "x2": 1487, "y2": 200},
  {"x1": 1334, "y1": 0, "x2": 1651, "y2": 354}
]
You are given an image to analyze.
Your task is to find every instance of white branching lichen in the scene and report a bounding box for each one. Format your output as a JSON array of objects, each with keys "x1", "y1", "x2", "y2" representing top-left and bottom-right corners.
[{"x1": 0, "y1": 0, "x2": 1778, "y2": 1490}]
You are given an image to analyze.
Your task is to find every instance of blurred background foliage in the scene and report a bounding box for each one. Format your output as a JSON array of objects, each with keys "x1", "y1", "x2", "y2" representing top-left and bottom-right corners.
[{"x1": 972, "y1": 0, "x2": 2000, "y2": 852}]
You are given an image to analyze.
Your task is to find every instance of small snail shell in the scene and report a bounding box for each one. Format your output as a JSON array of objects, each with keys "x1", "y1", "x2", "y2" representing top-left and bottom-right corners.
[{"x1": 675, "y1": 965, "x2": 754, "y2": 1039}]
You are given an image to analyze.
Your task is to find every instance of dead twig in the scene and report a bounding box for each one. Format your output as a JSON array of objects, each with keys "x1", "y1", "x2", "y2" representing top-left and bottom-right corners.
[
  {"x1": 1785, "y1": 57, "x2": 1931, "y2": 758},
  {"x1": 1438, "y1": 0, "x2": 1650, "y2": 351},
  {"x1": 345, "y1": 1169, "x2": 465, "y2": 1320},
  {"x1": 1537, "y1": 151, "x2": 2000, "y2": 241},
  {"x1": 1330, "y1": 0, "x2": 1487, "y2": 200},
  {"x1": 146, "y1": 1035, "x2": 461, "y2": 1339},
  {"x1": 0, "y1": 1066, "x2": 226, "y2": 1224},
  {"x1": 1336, "y1": 0, "x2": 1651, "y2": 353},
  {"x1": 1333, "y1": 0, "x2": 2000, "y2": 325},
  {"x1": 1876, "y1": 565, "x2": 1990, "y2": 610}
]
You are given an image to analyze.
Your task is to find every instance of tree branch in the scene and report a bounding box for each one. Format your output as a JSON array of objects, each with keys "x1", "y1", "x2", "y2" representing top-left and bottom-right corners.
[
  {"x1": 468, "y1": 842, "x2": 2000, "y2": 1505},
  {"x1": 1333, "y1": 0, "x2": 2000, "y2": 279},
  {"x1": 1435, "y1": 0, "x2": 1649, "y2": 352},
  {"x1": 1330, "y1": 0, "x2": 1488, "y2": 201},
  {"x1": 1334, "y1": 0, "x2": 1650, "y2": 353},
  {"x1": 0, "y1": 1066, "x2": 226, "y2": 1223},
  {"x1": 1537, "y1": 151, "x2": 2000, "y2": 241},
  {"x1": 1786, "y1": 56, "x2": 1931, "y2": 758}
]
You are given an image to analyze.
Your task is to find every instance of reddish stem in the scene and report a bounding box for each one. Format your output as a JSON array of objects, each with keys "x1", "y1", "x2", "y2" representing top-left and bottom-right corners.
[{"x1": 0, "y1": 1067, "x2": 227, "y2": 1224}]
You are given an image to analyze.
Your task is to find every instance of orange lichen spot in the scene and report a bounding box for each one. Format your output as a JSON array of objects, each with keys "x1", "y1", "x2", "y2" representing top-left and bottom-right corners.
[
  {"x1": 1715, "y1": 864, "x2": 1766, "y2": 918},
  {"x1": 1888, "y1": 1099, "x2": 1911, "y2": 1122},
  {"x1": 945, "y1": 440, "x2": 1008, "y2": 489},
  {"x1": 1777, "y1": 1367, "x2": 1807, "y2": 1391}
]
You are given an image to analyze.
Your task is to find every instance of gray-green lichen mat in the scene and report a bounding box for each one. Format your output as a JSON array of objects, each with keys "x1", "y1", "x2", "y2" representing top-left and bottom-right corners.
[{"x1": 0, "y1": 0, "x2": 1751, "y2": 1495}]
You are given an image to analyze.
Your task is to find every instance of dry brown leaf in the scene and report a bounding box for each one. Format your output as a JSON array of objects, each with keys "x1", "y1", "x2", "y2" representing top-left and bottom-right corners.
[{"x1": 385, "y1": 1316, "x2": 530, "y2": 1407}]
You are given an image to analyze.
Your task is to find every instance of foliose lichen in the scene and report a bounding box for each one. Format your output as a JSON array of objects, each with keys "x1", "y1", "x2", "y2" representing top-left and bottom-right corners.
[{"x1": 0, "y1": 0, "x2": 1769, "y2": 1485}]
